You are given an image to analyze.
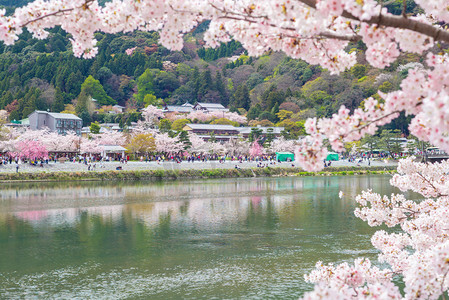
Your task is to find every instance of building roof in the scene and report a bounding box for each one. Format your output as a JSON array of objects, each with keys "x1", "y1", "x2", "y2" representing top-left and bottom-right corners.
[
  {"x1": 164, "y1": 105, "x2": 193, "y2": 113},
  {"x1": 196, "y1": 102, "x2": 225, "y2": 108},
  {"x1": 184, "y1": 124, "x2": 239, "y2": 131},
  {"x1": 238, "y1": 126, "x2": 284, "y2": 134},
  {"x1": 194, "y1": 103, "x2": 228, "y2": 111},
  {"x1": 48, "y1": 112, "x2": 82, "y2": 120},
  {"x1": 32, "y1": 110, "x2": 82, "y2": 120},
  {"x1": 113, "y1": 105, "x2": 125, "y2": 109},
  {"x1": 181, "y1": 102, "x2": 194, "y2": 107}
]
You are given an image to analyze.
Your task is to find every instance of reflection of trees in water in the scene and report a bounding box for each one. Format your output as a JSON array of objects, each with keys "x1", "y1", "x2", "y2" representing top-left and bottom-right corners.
[
  {"x1": 0, "y1": 176, "x2": 404, "y2": 275},
  {"x1": 245, "y1": 196, "x2": 280, "y2": 231},
  {"x1": 0, "y1": 178, "x2": 304, "y2": 206},
  {"x1": 0, "y1": 176, "x2": 406, "y2": 249}
]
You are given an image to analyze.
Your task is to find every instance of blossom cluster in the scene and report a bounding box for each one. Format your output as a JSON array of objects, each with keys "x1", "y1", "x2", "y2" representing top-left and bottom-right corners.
[
  {"x1": 304, "y1": 158, "x2": 449, "y2": 299},
  {"x1": 0, "y1": 0, "x2": 439, "y2": 71},
  {"x1": 185, "y1": 110, "x2": 247, "y2": 124}
]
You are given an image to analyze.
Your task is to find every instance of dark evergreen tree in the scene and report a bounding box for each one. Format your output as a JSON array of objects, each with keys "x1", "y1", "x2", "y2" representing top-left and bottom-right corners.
[{"x1": 52, "y1": 87, "x2": 65, "y2": 112}]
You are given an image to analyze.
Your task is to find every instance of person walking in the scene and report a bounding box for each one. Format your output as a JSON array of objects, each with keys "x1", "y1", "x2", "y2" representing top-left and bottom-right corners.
[{"x1": 15, "y1": 162, "x2": 19, "y2": 173}]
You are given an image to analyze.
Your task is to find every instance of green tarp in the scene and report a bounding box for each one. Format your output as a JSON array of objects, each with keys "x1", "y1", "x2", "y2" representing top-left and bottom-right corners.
[
  {"x1": 326, "y1": 152, "x2": 339, "y2": 161},
  {"x1": 276, "y1": 152, "x2": 294, "y2": 162}
]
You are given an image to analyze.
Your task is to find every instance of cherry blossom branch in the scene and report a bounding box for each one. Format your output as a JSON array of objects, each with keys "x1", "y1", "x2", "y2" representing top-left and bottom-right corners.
[
  {"x1": 205, "y1": 3, "x2": 360, "y2": 42},
  {"x1": 219, "y1": 14, "x2": 360, "y2": 42},
  {"x1": 20, "y1": 0, "x2": 94, "y2": 27},
  {"x1": 416, "y1": 171, "x2": 449, "y2": 198},
  {"x1": 298, "y1": 0, "x2": 449, "y2": 43}
]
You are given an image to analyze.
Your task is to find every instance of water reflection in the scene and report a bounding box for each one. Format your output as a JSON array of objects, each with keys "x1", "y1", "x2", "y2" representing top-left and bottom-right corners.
[{"x1": 0, "y1": 176, "x2": 410, "y2": 299}]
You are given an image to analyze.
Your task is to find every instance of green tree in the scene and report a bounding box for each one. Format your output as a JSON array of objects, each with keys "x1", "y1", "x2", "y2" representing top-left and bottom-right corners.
[
  {"x1": 258, "y1": 111, "x2": 276, "y2": 123},
  {"x1": 135, "y1": 68, "x2": 155, "y2": 107},
  {"x1": 380, "y1": 129, "x2": 403, "y2": 157},
  {"x1": 264, "y1": 127, "x2": 275, "y2": 147},
  {"x1": 143, "y1": 94, "x2": 163, "y2": 107},
  {"x1": 210, "y1": 118, "x2": 239, "y2": 127},
  {"x1": 249, "y1": 127, "x2": 263, "y2": 143},
  {"x1": 171, "y1": 118, "x2": 190, "y2": 131},
  {"x1": 247, "y1": 104, "x2": 261, "y2": 120},
  {"x1": 80, "y1": 75, "x2": 116, "y2": 106},
  {"x1": 361, "y1": 134, "x2": 380, "y2": 155},
  {"x1": 153, "y1": 71, "x2": 180, "y2": 99},
  {"x1": 158, "y1": 119, "x2": 172, "y2": 133},
  {"x1": 90, "y1": 121, "x2": 101, "y2": 134},
  {"x1": 127, "y1": 133, "x2": 156, "y2": 157},
  {"x1": 232, "y1": 84, "x2": 250, "y2": 110},
  {"x1": 350, "y1": 64, "x2": 367, "y2": 79},
  {"x1": 76, "y1": 89, "x2": 93, "y2": 117},
  {"x1": 177, "y1": 130, "x2": 192, "y2": 150},
  {"x1": 52, "y1": 87, "x2": 65, "y2": 112}
]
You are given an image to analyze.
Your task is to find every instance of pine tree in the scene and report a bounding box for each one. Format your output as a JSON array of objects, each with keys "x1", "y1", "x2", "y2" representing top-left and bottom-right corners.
[
  {"x1": 177, "y1": 130, "x2": 191, "y2": 150},
  {"x1": 232, "y1": 84, "x2": 250, "y2": 110},
  {"x1": 52, "y1": 87, "x2": 65, "y2": 112}
]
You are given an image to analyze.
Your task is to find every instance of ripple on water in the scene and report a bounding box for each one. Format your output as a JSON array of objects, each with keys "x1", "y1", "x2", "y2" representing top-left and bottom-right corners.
[{"x1": 1, "y1": 256, "x2": 310, "y2": 300}]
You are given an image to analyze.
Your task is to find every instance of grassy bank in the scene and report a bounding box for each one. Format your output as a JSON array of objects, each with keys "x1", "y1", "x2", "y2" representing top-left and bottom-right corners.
[{"x1": 0, "y1": 166, "x2": 397, "y2": 182}]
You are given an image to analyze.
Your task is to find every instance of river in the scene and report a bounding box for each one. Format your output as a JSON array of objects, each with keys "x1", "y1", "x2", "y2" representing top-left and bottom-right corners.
[{"x1": 0, "y1": 175, "x2": 411, "y2": 299}]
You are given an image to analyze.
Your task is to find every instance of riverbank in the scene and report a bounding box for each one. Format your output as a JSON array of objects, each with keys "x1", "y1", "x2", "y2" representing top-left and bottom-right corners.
[{"x1": 0, "y1": 165, "x2": 397, "y2": 182}]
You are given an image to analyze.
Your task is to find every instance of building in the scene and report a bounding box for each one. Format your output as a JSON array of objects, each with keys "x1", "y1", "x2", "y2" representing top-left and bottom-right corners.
[
  {"x1": 5, "y1": 118, "x2": 30, "y2": 130},
  {"x1": 112, "y1": 105, "x2": 126, "y2": 113},
  {"x1": 101, "y1": 145, "x2": 127, "y2": 160},
  {"x1": 163, "y1": 105, "x2": 194, "y2": 114},
  {"x1": 183, "y1": 123, "x2": 240, "y2": 142},
  {"x1": 193, "y1": 102, "x2": 229, "y2": 113},
  {"x1": 28, "y1": 111, "x2": 82, "y2": 135},
  {"x1": 183, "y1": 124, "x2": 287, "y2": 142}
]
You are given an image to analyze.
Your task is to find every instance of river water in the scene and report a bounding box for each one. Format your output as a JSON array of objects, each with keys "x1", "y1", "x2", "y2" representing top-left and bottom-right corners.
[{"x1": 0, "y1": 175, "x2": 409, "y2": 299}]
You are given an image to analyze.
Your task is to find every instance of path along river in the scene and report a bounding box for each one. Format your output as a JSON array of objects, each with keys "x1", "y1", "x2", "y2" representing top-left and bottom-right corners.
[{"x1": 0, "y1": 175, "x2": 417, "y2": 299}]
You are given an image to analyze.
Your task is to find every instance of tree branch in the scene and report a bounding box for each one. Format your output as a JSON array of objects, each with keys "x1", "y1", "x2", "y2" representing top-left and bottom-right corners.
[
  {"x1": 217, "y1": 14, "x2": 360, "y2": 42},
  {"x1": 20, "y1": 0, "x2": 95, "y2": 27},
  {"x1": 298, "y1": 0, "x2": 449, "y2": 43}
]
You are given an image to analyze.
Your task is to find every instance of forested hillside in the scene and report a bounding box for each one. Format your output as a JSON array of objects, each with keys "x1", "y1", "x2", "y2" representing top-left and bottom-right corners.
[{"x1": 0, "y1": 0, "x2": 421, "y2": 135}]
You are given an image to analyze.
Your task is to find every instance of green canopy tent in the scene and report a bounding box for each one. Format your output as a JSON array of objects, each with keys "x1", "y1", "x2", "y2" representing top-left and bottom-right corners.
[
  {"x1": 276, "y1": 152, "x2": 295, "y2": 162},
  {"x1": 326, "y1": 152, "x2": 339, "y2": 161}
]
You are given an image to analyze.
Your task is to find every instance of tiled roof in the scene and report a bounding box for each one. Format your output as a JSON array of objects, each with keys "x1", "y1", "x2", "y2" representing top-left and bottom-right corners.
[
  {"x1": 33, "y1": 111, "x2": 82, "y2": 120},
  {"x1": 195, "y1": 103, "x2": 227, "y2": 109},
  {"x1": 198, "y1": 102, "x2": 225, "y2": 108},
  {"x1": 164, "y1": 105, "x2": 193, "y2": 113},
  {"x1": 184, "y1": 124, "x2": 239, "y2": 131}
]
